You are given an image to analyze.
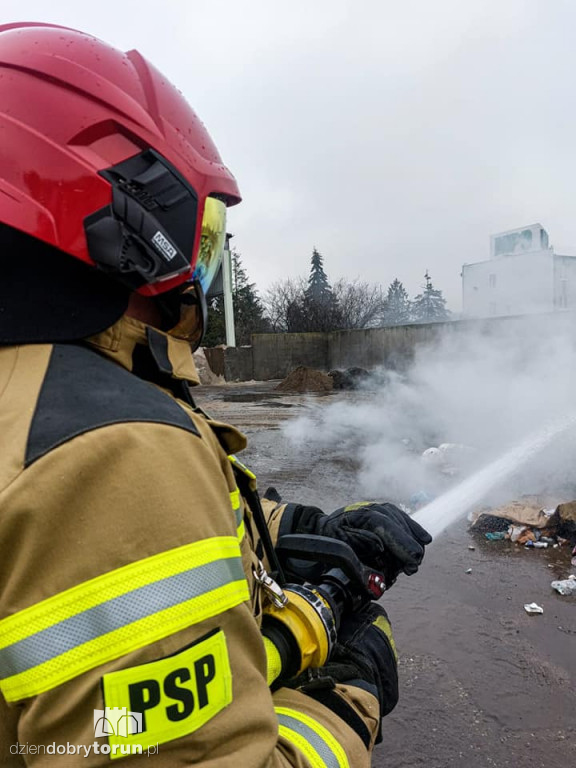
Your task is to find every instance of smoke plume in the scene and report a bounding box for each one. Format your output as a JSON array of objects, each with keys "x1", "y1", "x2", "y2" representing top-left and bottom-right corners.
[{"x1": 283, "y1": 315, "x2": 576, "y2": 510}]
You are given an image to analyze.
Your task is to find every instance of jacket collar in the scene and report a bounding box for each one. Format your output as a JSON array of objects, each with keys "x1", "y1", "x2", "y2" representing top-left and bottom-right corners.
[
  {"x1": 86, "y1": 315, "x2": 201, "y2": 386},
  {"x1": 87, "y1": 315, "x2": 248, "y2": 454}
]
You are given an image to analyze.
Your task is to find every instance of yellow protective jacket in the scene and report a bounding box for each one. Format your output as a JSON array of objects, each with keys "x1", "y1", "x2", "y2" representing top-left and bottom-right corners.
[{"x1": 0, "y1": 316, "x2": 380, "y2": 766}]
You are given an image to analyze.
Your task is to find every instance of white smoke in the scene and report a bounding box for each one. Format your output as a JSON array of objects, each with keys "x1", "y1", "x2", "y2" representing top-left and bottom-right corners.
[{"x1": 283, "y1": 315, "x2": 576, "y2": 509}]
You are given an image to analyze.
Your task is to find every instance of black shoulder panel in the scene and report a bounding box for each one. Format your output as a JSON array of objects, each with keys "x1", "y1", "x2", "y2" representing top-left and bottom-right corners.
[{"x1": 26, "y1": 344, "x2": 199, "y2": 467}]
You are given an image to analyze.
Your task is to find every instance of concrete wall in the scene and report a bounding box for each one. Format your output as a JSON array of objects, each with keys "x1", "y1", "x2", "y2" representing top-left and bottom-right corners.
[
  {"x1": 329, "y1": 324, "x2": 447, "y2": 370},
  {"x1": 204, "y1": 346, "x2": 254, "y2": 381},
  {"x1": 251, "y1": 333, "x2": 330, "y2": 380},
  {"x1": 204, "y1": 311, "x2": 576, "y2": 381}
]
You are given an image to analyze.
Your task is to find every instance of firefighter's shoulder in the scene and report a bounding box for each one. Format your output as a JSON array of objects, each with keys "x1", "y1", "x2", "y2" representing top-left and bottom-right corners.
[{"x1": 24, "y1": 343, "x2": 200, "y2": 467}]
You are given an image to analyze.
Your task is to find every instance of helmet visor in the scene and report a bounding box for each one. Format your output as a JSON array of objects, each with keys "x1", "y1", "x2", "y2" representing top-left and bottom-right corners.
[{"x1": 194, "y1": 197, "x2": 227, "y2": 295}]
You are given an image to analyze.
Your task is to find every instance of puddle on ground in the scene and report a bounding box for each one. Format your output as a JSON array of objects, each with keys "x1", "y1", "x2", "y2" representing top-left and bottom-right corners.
[{"x1": 222, "y1": 393, "x2": 284, "y2": 402}]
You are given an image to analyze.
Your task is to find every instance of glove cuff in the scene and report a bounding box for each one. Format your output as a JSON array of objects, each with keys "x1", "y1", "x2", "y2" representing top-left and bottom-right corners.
[
  {"x1": 278, "y1": 503, "x2": 325, "y2": 537},
  {"x1": 304, "y1": 689, "x2": 372, "y2": 750}
]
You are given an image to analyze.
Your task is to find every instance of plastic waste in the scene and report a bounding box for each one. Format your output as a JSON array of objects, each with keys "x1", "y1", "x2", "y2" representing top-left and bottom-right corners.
[
  {"x1": 551, "y1": 576, "x2": 576, "y2": 596},
  {"x1": 524, "y1": 602, "x2": 544, "y2": 615},
  {"x1": 509, "y1": 525, "x2": 527, "y2": 542},
  {"x1": 525, "y1": 541, "x2": 548, "y2": 548},
  {"x1": 485, "y1": 532, "x2": 507, "y2": 541},
  {"x1": 465, "y1": 568, "x2": 472, "y2": 574},
  {"x1": 422, "y1": 447, "x2": 442, "y2": 465}
]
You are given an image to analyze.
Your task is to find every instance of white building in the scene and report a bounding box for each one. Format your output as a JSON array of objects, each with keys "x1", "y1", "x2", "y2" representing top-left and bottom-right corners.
[{"x1": 462, "y1": 223, "x2": 576, "y2": 318}]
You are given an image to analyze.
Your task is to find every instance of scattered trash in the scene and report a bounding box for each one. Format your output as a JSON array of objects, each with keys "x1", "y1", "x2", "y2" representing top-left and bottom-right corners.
[
  {"x1": 551, "y1": 578, "x2": 576, "y2": 596},
  {"x1": 508, "y1": 524, "x2": 526, "y2": 542},
  {"x1": 472, "y1": 514, "x2": 510, "y2": 533},
  {"x1": 468, "y1": 545, "x2": 475, "y2": 551},
  {"x1": 422, "y1": 447, "x2": 442, "y2": 465},
  {"x1": 465, "y1": 568, "x2": 472, "y2": 574},
  {"x1": 524, "y1": 603, "x2": 544, "y2": 615},
  {"x1": 516, "y1": 528, "x2": 537, "y2": 545},
  {"x1": 470, "y1": 497, "x2": 560, "y2": 530},
  {"x1": 421, "y1": 443, "x2": 475, "y2": 476},
  {"x1": 470, "y1": 495, "x2": 576, "y2": 552}
]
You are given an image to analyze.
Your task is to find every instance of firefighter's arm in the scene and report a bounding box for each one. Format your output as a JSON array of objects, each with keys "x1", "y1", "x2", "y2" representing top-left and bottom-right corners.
[{"x1": 0, "y1": 420, "x2": 379, "y2": 767}]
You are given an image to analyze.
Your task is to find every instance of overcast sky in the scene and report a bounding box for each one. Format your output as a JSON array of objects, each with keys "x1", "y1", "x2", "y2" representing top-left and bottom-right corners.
[{"x1": 4, "y1": 0, "x2": 576, "y2": 309}]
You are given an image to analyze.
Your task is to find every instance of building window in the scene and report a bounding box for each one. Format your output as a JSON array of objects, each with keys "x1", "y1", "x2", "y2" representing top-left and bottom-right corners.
[{"x1": 489, "y1": 273, "x2": 497, "y2": 288}]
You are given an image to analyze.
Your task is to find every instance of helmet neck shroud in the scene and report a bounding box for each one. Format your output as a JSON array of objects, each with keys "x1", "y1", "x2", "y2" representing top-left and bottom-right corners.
[{"x1": 0, "y1": 224, "x2": 130, "y2": 345}]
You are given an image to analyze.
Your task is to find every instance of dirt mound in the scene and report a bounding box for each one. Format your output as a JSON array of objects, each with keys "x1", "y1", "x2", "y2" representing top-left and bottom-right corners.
[{"x1": 275, "y1": 366, "x2": 333, "y2": 393}]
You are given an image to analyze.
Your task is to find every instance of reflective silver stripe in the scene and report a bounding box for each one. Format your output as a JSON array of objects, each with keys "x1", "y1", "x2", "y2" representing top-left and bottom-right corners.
[
  {"x1": 229, "y1": 489, "x2": 243, "y2": 526},
  {"x1": 0, "y1": 558, "x2": 244, "y2": 679},
  {"x1": 277, "y1": 713, "x2": 342, "y2": 768}
]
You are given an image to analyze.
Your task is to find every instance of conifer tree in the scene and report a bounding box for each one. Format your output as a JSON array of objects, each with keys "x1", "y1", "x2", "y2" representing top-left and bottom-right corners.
[
  {"x1": 382, "y1": 278, "x2": 412, "y2": 325},
  {"x1": 411, "y1": 270, "x2": 450, "y2": 323},
  {"x1": 305, "y1": 248, "x2": 332, "y2": 302}
]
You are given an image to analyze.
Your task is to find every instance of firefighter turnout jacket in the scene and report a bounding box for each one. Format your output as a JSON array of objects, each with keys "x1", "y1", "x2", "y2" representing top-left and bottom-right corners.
[{"x1": 0, "y1": 315, "x2": 380, "y2": 766}]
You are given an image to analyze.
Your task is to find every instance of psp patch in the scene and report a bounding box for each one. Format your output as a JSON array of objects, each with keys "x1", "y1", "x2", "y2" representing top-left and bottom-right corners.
[{"x1": 102, "y1": 629, "x2": 232, "y2": 758}]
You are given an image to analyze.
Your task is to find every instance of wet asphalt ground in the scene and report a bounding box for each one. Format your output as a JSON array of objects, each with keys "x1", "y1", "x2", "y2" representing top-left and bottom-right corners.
[{"x1": 196, "y1": 382, "x2": 576, "y2": 768}]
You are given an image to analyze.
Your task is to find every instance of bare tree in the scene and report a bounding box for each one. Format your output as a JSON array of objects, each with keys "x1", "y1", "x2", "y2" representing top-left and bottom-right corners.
[
  {"x1": 262, "y1": 277, "x2": 307, "y2": 332},
  {"x1": 331, "y1": 278, "x2": 386, "y2": 329},
  {"x1": 264, "y1": 276, "x2": 385, "y2": 332}
]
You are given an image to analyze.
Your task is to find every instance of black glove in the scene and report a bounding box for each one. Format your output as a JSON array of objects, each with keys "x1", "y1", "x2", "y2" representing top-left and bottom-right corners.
[
  {"x1": 287, "y1": 603, "x2": 398, "y2": 745},
  {"x1": 282, "y1": 500, "x2": 432, "y2": 588}
]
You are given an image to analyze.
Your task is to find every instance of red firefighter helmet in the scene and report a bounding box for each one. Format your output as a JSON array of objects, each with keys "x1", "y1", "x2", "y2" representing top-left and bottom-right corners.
[{"x1": 0, "y1": 22, "x2": 241, "y2": 301}]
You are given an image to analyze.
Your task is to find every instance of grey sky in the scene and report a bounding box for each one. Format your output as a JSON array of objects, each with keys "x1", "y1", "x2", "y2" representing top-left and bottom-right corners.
[{"x1": 4, "y1": 0, "x2": 576, "y2": 309}]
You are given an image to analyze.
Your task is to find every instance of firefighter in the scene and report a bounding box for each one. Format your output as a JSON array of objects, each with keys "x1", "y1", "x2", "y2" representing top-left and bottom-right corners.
[{"x1": 0, "y1": 23, "x2": 431, "y2": 766}]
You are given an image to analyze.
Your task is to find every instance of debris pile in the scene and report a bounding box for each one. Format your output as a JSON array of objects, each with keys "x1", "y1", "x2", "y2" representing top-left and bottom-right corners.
[
  {"x1": 328, "y1": 367, "x2": 370, "y2": 390},
  {"x1": 276, "y1": 366, "x2": 333, "y2": 393},
  {"x1": 469, "y1": 496, "x2": 574, "y2": 549}
]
